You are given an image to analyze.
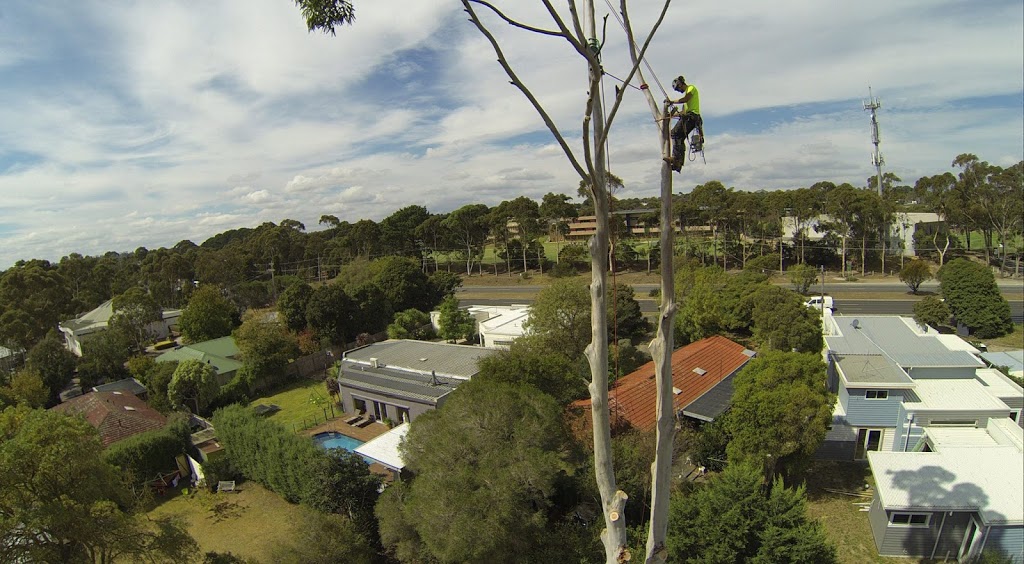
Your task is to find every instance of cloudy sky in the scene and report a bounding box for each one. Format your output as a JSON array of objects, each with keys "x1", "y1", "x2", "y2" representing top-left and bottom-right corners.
[{"x1": 1, "y1": 0, "x2": 1021, "y2": 268}]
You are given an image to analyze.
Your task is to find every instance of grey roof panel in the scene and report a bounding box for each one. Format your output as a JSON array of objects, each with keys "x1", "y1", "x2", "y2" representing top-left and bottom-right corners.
[
  {"x1": 682, "y1": 374, "x2": 735, "y2": 421},
  {"x1": 827, "y1": 316, "x2": 982, "y2": 368},
  {"x1": 343, "y1": 340, "x2": 494, "y2": 379},
  {"x1": 834, "y1": 354, "x2": 915, "y2": 387}
]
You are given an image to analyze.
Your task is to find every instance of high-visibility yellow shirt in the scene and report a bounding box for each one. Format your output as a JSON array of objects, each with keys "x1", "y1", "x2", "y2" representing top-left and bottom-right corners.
[{"x1": 684, "y1": 84, "x2": 700, "y2": 115}]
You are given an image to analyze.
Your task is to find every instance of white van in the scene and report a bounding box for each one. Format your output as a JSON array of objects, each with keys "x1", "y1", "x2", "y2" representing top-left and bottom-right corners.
[{"x1": 805, "y1": 295, "x2": 834, "y2": 310}]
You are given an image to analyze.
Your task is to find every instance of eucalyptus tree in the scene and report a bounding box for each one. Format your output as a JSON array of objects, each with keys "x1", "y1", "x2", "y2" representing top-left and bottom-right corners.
[
  {"x1": 540, "y1": 192, "x2": 578, "y2": 263},
  {"x1": 914, "y1": 172, "x2": 957, "y2": 265},
  {"x1": 297, "y1": 1, "x2": 676, "y2": 560},
  {"x1": 442, "y1": 203, "x2": 490, "y2": 276}
]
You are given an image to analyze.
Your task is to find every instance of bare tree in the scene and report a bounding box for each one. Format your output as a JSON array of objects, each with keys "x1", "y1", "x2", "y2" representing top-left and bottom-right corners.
[{"x1": 296, "y1": 2, "x2": 676, "y2": 561}]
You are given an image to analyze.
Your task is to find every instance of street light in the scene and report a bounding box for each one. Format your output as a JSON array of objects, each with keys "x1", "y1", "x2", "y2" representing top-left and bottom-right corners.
[{"x1": 820, "y1": 265, "x2": 826, "y2": 316}]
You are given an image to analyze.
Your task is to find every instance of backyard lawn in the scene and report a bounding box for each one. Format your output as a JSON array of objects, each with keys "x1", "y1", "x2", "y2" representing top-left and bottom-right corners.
[
  {"x1": 251, "y1": 378, "x2": 339, "y2": 433},
  {"x1": 804, "y1": 461, "x2": 908, "y2": 564},
  {"x1": 147, "y1": 482, "x2": 304, "y2": 561}
]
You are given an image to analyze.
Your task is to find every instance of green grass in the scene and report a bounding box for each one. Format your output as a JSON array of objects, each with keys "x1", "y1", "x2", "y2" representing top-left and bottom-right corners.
[
  {"x1": 803, "y1": 461, "x2": 906, "y2": 564},
  {"x1": 251, "y1": 378, "x2": 336, "y2": 433},
  {"x1": 148, "y1": 482, "x2": 305, "y2": 561},
  {"x1": 982, "y1": 324, "x2": 1024, "y2": 352}
]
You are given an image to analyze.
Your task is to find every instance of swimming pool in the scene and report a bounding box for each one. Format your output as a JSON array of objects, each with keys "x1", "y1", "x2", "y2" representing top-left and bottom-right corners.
[{"x1": 312, "y1": 431, "x2": 365, "y2": 452}]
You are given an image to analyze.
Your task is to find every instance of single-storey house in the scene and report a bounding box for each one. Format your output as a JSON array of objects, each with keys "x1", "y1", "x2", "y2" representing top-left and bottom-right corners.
[
  {"x1": 51, "y1": 391, "x2": 167, "y2": 447},
  {"x1": 867, "y1": 418, "x2": 1023, "y2": 562},
  {"x1": 570, "y1": 335, "x2": 756, "y2": 432},
  {"x1": 337, "y1": 340, "x2": 495, "y2": 424},
  {"x1": 59, "y1": 299, "x2": 181, "y2": 357},
  {"x1": 155, "y1": 336, "x2": 241, "y2": 386}
]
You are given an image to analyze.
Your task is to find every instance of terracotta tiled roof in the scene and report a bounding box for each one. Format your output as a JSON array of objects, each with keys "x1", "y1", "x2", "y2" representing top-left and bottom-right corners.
[
  {"x1": 51, "y1": 391, "x2": 167, "y2": 447},
  {"x1": 571, "y1": 335, "x2": 754, "y2": 432}
]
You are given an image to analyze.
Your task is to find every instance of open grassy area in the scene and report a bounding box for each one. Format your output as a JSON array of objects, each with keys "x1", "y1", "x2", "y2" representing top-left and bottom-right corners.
[
  {"x1": 147, "y1": 482, "x2": 304, "y2": 562},
  {"x1": 981, "y1": 324, "x2": 1024, "y2": 352},
  {"x1": 252, "y1": 378, "x2": 338, "y2": 433},
  {"x1": 803, "y1": 461, "x2": 907, "y2": 564}
]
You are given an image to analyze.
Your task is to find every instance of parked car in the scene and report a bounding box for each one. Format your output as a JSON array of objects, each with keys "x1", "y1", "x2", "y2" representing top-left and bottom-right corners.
[{"x1": 805, "y1": 295, "x2": 835, "y2": 310}]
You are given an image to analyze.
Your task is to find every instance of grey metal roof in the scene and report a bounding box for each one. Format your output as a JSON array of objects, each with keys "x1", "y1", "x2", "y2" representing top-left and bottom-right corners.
[
  {"x1": 981, "y1": 351, "x2": 1024, "y2": 373},
  {"x1": 682, "y1": 373, "x2": 735, "y2": 421},
  {"x1": 826, "y1": 316, "x2": 982, "y2": 368},
  {"x1": 343, "y1": 340, "x2": 494, "y2": 379},
  {"x1": 92, "y1": 377, "x2": 147, "y2": 396},
  {"x1": 833, "y1": 354, "x2": 915, "y2": 388},
  {"x1": 340, "y1": 362, "x2": 463, "y2": 403}
]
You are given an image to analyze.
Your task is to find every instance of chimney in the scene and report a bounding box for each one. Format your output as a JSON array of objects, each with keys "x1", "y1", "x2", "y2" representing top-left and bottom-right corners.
[{"x1": 370, "y1": 358, "x2": 378, "y2": 369}]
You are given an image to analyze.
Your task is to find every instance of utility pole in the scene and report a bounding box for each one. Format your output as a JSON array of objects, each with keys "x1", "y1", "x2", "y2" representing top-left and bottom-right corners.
[{"x1": 863, "y1": 88, "x2": 884, "y2": 196}]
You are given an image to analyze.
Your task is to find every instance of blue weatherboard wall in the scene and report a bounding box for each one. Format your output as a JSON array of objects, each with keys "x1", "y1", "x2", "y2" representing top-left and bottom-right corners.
[
  {"x1": 892, "y1": 404, "x2": 925, "y2": 452},
  {"x1": 988, "y1": 526, "x2": 1024, "y2": 563},
  {"x1": 844, "y1": 388, "x2": 905, "y2": 428}
]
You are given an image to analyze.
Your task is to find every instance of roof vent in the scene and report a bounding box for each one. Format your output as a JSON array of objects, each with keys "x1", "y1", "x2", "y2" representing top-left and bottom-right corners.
[
  {"x1": 852, "y1": 319, "x2": 860, "y2": 329},
  {"x1": 672, "y1": 387, "x2": 682, "y2": 395},
  {"x1": 124, "y1": 406, "x2": 136, "y2": 411},
  {"x1": 419, "y1": 358, "x2": 428, "y2": 362},
  {"x1": 370, "y1": 358, "x2": 379, "y2": 368},
  {"x1": 692, "y1": 368, "x2": 707, "y2": 376},
  {"x1": 113, "y1": 391, "x2": 122, "y2": 395}
]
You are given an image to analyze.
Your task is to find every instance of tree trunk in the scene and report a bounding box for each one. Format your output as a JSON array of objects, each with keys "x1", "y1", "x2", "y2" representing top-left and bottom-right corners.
[
  {"x1": 643, "y1": 101, "x2": 677, "y2": 564},
  {"x1": 861, "y1": 232, "x2": 866, "y2": 277},
  {"x1": 841, "y1": 234, "x2": 847, "y2": 277}
]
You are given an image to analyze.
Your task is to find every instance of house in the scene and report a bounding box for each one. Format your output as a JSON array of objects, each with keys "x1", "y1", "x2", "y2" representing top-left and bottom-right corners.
[
  {"x1": 59, "y1": 299, "x2": 181, "y2": 357},
  {"x1": 818, "y1": 315, "x2": 1024, "y2": 461},
  {"x1": 781, "y1": 213, "x2": 946, "y2": 257},
  {"x1": 155, "y1": 336, "x2": 241, "y2": 386},
  {"x1": 570, "y1": 335, "x2": 756, "y2": 432},
  {"x1": 430, "y1": 304, "x2": 531, "y2": 348},
  {"x1": 867, "y1": 418, "x2": 1023, "y2": 562},
  {"x1": 817, "y1": 315, "x2": 1024, "y2": 563},
  {"x1": 336, "y1": 340, "x2": 496, "y2": 424},
  {"x1": 50, "y1": 391, "x2": 168, "y2": 447}
]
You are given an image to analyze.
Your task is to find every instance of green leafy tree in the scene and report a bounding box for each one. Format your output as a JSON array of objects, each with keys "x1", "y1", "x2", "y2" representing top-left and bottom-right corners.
[
  {"x1": 675, "y1": 266, "x2": 729, "y2": 344},
  {"x1": 110, "y1": 287, "x2": 162, "y2": 352},
  {"x1": 666, "y1": 462, "x2": 837, "y2": 563},
  {"x1": 899, "y1": 260, "x2": 933, "y2": 294},
  {"x1": 913, "y1": 296, "x2": 952, "y2": 331},
  {"x1": 233, "y1": 312, "x2": 300, "y2": 389},
  {"x1": 428, "y1": 271, "x2": 462, "y2": 302},
  {"x1": 749, "y1": 286, "x2": 823, "y2": 353},
  {"x1": 788, "y1": 263, "x2": 819, "y2": 295},
  {"x1": 387, "y1": 309, "x2": 434, "y2": 341},
  {"x1": 938, "y1": 259, "x2": 1013, "y2": 338},
  {"x1": 144, "y1": 360, "x2": 179, "y2": 413},
  {"x1": 179, "y1": 285, "x2": 237, "y2": 343},
  {"x1": 3, "y1": 369, "x2": 49, "y2": 408},
  {"x1": 0, "y1": 407, "x2": 198, "y2": 563},
  {"x1": 369, "y1": 256, "x2": 434, "y2": 313},
  {"x1": 442, "y1": 203, "x2": 491, "y2": 276},
  {"x1": 77, "y1": 326, "x2": 132, "y2": 390},
  {"x1": 726, "y1": 351, "x2": 833, "y2": 481},
  {"x1": 525, "y1": 278, "x2": 591, "y2": 358},
  {"x1": 277, "y1": 281, "x2": 313, "y2": 332},
  {"x1": 437, "y1": 295, "x2": 474, "y2": 343},
  {"x1": 168, "y1": 358, "x2": 220, "y2": 414},
  {"x1": 608, "y1": 284, "x2": 651, "y2": 344},
  {"x1": 306, "y1": 283, "x2": 357, "y2": 345},
  {"x1": 26, "y1": 331, "x2": 77, "y2": 404},
  {"x1": 476, "y1": 334, "x2": 587, "y2": 405},
  {"x1": 376, "y1": 379, "x2": 574, "y2": 562}
]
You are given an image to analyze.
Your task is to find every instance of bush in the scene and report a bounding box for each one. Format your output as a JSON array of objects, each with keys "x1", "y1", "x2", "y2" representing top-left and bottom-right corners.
[
  {"x1": 103, "y1": 414, "x2": 192, "y2": 486},
  {"x1": 938, "y1": 259, "x2": 1013, "y2": 338},
  {"x1": 200, "y1": 455, "x2": 240, "y2": 492},
  {"x1": 548, "y1": 262, "x2": 577, "y2": 278},
  {"x1": 787, "y1": 263, "x2": 819, "y2": 294}
]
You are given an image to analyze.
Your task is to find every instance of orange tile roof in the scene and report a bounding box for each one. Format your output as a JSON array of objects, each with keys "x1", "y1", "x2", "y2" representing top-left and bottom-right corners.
[
  {"x1": 571, "y1": 335, "x2": 754, "y2": 432},
  {"x1": 51, "y1": 391, "x2": 167, "y2": 446}
]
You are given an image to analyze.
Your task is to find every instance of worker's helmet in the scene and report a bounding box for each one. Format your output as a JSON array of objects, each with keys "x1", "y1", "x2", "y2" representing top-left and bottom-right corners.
[{"x1": 672, "y1": 76, "x2": 686, "y2": 90}]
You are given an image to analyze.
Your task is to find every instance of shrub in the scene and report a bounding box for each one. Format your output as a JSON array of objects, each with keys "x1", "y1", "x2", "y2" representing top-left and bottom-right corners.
[
  {"x1": 548, "y1": 262, "x2": 577, "y2": 278},
  {"x1": 103, "y1": 414, "x2": 192, "y2": 486}
]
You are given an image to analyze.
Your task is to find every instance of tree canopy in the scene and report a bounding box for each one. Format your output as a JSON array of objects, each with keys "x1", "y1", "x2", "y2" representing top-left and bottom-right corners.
[
  {"x1": 938, "y1": 259, "x2": 1013, "y2": 338},
  {"x1": 168, "y1": 358, "x2": 220, "y2": 414},
  {"x1": 179, "y1": 285, "x2": 237, "y2": 343}
]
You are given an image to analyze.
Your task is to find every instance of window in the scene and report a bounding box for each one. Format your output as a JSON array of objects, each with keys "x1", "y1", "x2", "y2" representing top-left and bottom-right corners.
[
  {"x1": 928, "y1": 419, "x2": 976, "y2": 427},
  {"x1": 865, "y1": 390, "x2": 889, "y2": 400},
  {"x1": 890, "y1": 512, "x2": 931, "y2": 527}
]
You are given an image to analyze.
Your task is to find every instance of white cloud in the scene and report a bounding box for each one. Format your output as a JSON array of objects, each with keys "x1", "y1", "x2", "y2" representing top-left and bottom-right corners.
[{"x1": 0, "y1": 0, "x2": 1021, "y2": 268}]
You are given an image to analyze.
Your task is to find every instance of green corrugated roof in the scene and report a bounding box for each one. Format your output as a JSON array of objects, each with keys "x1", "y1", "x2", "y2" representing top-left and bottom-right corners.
[{"x1": 156, "y1": 336, "x2": 242, "y2": 375}]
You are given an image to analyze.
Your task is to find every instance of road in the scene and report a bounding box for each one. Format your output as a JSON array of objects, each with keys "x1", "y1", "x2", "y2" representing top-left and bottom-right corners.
[{"x1": 459, "y1": 283, "x2": 1024, "y2": 323}]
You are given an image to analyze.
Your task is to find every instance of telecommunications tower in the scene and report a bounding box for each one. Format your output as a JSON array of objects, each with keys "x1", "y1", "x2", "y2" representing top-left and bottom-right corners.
[{"x1": 863, "y1": 88, "x2": 884, "y2": 196}]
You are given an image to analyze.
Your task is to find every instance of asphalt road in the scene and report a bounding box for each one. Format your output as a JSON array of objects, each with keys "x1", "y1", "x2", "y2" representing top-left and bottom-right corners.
[{"x1": 459, "y1": 284, "x2": 1024, "y2": 323}]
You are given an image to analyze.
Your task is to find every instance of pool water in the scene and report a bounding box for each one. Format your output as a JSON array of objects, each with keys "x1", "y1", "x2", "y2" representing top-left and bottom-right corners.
[{"x1": 312, "y1": 431, "x2": 365, "y2": 452}]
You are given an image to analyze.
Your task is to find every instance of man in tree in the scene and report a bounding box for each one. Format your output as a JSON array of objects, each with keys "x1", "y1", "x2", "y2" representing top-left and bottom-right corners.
[{"x1": 665, "y1": 75, "x2": 702, "y2": 172}]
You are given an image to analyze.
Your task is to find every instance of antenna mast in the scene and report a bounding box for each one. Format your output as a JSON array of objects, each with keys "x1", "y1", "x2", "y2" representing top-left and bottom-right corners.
[{"x1": 863, "y1": 87, "x2": 884, "y2": 196}]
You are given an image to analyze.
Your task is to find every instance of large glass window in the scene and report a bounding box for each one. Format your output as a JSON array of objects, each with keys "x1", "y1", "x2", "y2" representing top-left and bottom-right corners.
[
  {"x1": 890, "y1": 513, "x2": 930, "y2": 527},
  {"x1": 865, "y1": 390, "x2": 888, "y2": 400}
]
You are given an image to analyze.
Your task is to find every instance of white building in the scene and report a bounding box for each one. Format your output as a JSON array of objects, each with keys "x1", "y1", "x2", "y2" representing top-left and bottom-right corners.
[
  {"x1": 431, "y1": 304, "x2": 530, "y2": 349},
  {"x1": 59, "y1": 299, "x2": 181, "y2": 357}
]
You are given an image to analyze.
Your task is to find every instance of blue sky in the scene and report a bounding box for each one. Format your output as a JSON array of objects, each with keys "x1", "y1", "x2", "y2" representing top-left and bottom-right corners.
[{"x1": 0, "y1": 0, "x2": 1021, "y2": 268}]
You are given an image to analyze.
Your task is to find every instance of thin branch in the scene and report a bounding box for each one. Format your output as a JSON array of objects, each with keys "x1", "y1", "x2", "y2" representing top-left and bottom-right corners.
[
  {"x1": 537, "y1": 0, "x2": 590, "y2": 59},
  {"x1": 466, "y1": 0, "x2": 563, "y2": 36},
  {"x1": 598, "y1": 0, "x2": 671, "y2": 146},
  {"x1": 565, "y1": 0, "x2": 589, "y2": 53},
  {"x1": 462, "y1": 0, "x2": 589, "y2": 180},
  {"x1": 619, "y1": 0, "x2": 672, "y2": 121}
]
